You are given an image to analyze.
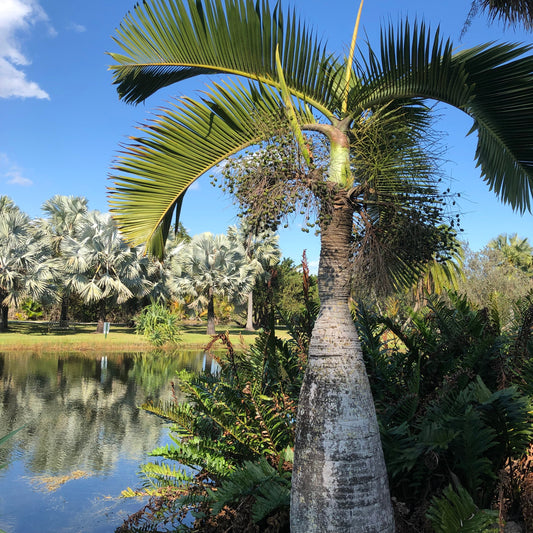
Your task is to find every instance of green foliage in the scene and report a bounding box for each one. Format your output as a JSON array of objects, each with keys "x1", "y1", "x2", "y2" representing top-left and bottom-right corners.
[
  {"x1": 120, "y1": 278, "x2": 315, "y2": 531},
  {"x1": 208, "y1": 456, "x2": 292, "y2": 523},
  {"x1": 135, "y1": 301, "x2": 181, "y2": 347},
  {"x1": 120, "y1": 323, "x2": 305, "y2": 530},
  {"x1": 457, "y1": 245, "x2": 533, "y2": 330},
  {"x1": 20, "y1": 299, "x2": 43, "y2": 320},
  {"x1": 253, "y1": 256, "x2": 319, "y2": 329},
  {"x1": 427, "y1": 484, "x2": 499, "y2": 533},
  {"x1": 488, "y1": 233, "x2": 533, "y2": 274},
  {"x1": 123, "y1": 286, "x2": 533, "y2": 531},
  {"x1": 357, "y1": 291, "x2": 533, "y2": 514}
]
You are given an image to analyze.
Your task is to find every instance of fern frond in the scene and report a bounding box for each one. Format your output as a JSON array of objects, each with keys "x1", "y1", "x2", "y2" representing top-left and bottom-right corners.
[
  {"x1": 427, "y1": 484, "x2": 498, "y2": 533},
  {"x1": 139, "y1": 460, "x2": 195, "y2": 491},
  {"x1": 209, "y1": 458, "x2": 290, "y2": 523}
]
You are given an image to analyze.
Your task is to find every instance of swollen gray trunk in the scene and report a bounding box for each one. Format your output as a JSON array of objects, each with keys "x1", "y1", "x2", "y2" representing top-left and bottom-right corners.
[{"x1": 290, "y1": 195, "x2": 395, "y2": 532}]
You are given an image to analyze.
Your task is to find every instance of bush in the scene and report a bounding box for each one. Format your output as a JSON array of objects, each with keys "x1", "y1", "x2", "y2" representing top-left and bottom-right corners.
[{"x1": 135, "y1": 301, "x2": 182, "y2": 347}]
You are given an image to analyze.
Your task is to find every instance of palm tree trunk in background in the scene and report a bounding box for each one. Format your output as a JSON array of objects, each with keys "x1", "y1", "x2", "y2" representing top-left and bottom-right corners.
[
  {"x1": 59, "y1": 294, "x2": 69, "y2": 327},
  {"x1": 290, "y1": 193, "x2": 395, "y2": 532},
  {"x1": 96, "y1": 300, "x2": 106, "y2": 334},
  {"x1": 206, "y1": 288, "x2": 216, "y2": 335},
  {"x1": 0, "y1": 305, "x2": 8, "y2": 331},
  {"x1": 245, "y1": 291, "x2": 254, "y2": 330}
]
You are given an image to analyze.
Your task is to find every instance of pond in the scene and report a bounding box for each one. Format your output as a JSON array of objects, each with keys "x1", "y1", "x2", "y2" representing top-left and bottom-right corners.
[{"x1": 0, "y1": 350, "x2": 217, "y2": 533}]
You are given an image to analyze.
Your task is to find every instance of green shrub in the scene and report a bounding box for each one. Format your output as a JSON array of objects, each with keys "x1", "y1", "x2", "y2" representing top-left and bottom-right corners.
[
  {"x1": 427, "y1": 484, "x2": 498, "y2": 533},
  {"x1": 135, "y1": 300, "x2": 182, "y2": 347},
  {"x1": 119, "y1": 302, "x2": 310, "y2": 532},
  {"x1": 20, "y1": 299, "x2": 43, "y2": 320}
]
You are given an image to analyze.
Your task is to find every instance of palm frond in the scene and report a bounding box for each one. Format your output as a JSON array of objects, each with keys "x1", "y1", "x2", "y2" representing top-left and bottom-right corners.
[
  {"x1": 357, "y1": 22, "x2": 470, "y2": 110},
  {"x1": 464, "y1": 0, "x2": 533, "y2": 32},
  {"x1": 110, "y1": 80, "x2": 312, "y2": 255},
  {"x1": 358, "y1": 21, "x2": 533, "y2": 212},
  {"x1": 109, "y1": 0, "x2": 343, "y2": 117},
  {"x1": 455, "y1": 43, "x2": 533, "y2": 212}
]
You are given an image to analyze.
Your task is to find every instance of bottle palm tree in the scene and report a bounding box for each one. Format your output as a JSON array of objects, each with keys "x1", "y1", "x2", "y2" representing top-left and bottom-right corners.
[
  {"x1": 171, "y1": 232, "x2": 254, "y2": 334},
  {"x1": 227, "y1": 224, "x2": 281, "y2": 330},
  {"x1": 39, "y1": 195, "x2": 89, "y2": 326},
  {"x1": 108, "y1": 1, "x2": 533, "y2": 530},
  {"x1": 62, "y1": 211, "x2": 154, "y2": 333}
]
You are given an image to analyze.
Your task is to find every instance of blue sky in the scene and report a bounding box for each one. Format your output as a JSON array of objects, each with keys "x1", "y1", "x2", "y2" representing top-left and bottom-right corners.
[{"x1": 0, "y1": 0, "x2": 532, "y2": 272}]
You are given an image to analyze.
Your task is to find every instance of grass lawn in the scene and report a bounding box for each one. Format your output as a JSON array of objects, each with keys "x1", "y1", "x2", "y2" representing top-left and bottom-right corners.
[{"x1": 0, "y1": 320, "x2": 270, "y2": 353}]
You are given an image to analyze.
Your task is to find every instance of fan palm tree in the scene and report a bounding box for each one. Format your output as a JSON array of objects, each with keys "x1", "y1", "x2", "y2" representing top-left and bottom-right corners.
[
  {"x1": 0, "y1": 206, "x2": 56, "y2": 330},
  {"x1": 39, "y1": 195, "x2": 89, "y2": 326},
  {"x1": 62, "y1": 211, "x2": 154, "y2": 333},
  {"x1": 170, "y1": 232, "x2": 254, "y2": 334},
  {"x1": 108, "y1": 1, "x2": 533, "y2": 530},
  {"x1": 227, "y1": 223, "x2": 281, "y2": 330}
]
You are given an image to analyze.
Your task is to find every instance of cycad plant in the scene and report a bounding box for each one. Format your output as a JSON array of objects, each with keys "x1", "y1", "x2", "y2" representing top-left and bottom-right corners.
[
  {"x1": 108, "y1": 1, "x2": 533, "y2": 528},
  {"x1": 427, "y1": 483, "x2": 499, "y2": 533},
  {"x1": 120, "y1": 321, "x2": 306, "y2": 532},
  {"x1": 356, "y1": 291, "x2": 533, "y2": 529}
]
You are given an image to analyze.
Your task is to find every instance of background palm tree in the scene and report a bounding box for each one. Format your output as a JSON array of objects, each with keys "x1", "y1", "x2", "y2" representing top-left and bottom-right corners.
[
  {"x1": 62, "y1": 211, "x2": 153, "y2": 333},
  {"x1": 171, "y1": 232, "x2": 253, "y2": 334},
  {"x1": 39, "y1": 195, "x2": 89, "y2": 326},
  {"x1": 108, "y1": 1, "x2": 533, "y2": 530},
  {"x1": 227, "y1": 223, "x2": 280, "y2": 330},
  {"x1": 0, "y1": 203, "x2": 56, "y2": 330},
  {"x1": 488, "y1": 232, "x2": 533, "y2": 274}
]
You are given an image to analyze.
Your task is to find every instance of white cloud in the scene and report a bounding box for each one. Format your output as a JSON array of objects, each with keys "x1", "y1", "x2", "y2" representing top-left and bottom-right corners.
[
  {"x1": 0, "y1": 0, "x2": 51, "y2": 99},
  {"x1": 0, "y1": 57, "x2": 48, "y2": 98},
  {"x1": 68, "y1": 22, "x2": 86, "y2": 33},
  {"x1": 0, "y1": 153, "x2": 33, "y2": 186},
  {"x1": 7, "y1": 171, "x2": 33, "y2": 186}
]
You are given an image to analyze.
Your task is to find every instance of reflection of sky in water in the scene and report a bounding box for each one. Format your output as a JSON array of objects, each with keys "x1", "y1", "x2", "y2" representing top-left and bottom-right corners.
[{"x1": 0, "y1": 350, "x2": 212, "y2": 532}]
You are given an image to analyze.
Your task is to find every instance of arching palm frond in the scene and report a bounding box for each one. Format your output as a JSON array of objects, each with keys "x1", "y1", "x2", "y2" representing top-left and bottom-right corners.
[
  {"x1": 464, "y1": 0, "x2": 533, "y2": 32},
  {"x1": 110, "y1": 80, "x2": 314, "y2": 255},
  {"x1": 109, "y1": 0, "x2": 344, "y2": 118},
  {"x1": 358, "y1": 22, "x2": 533, "y2": 212}
]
